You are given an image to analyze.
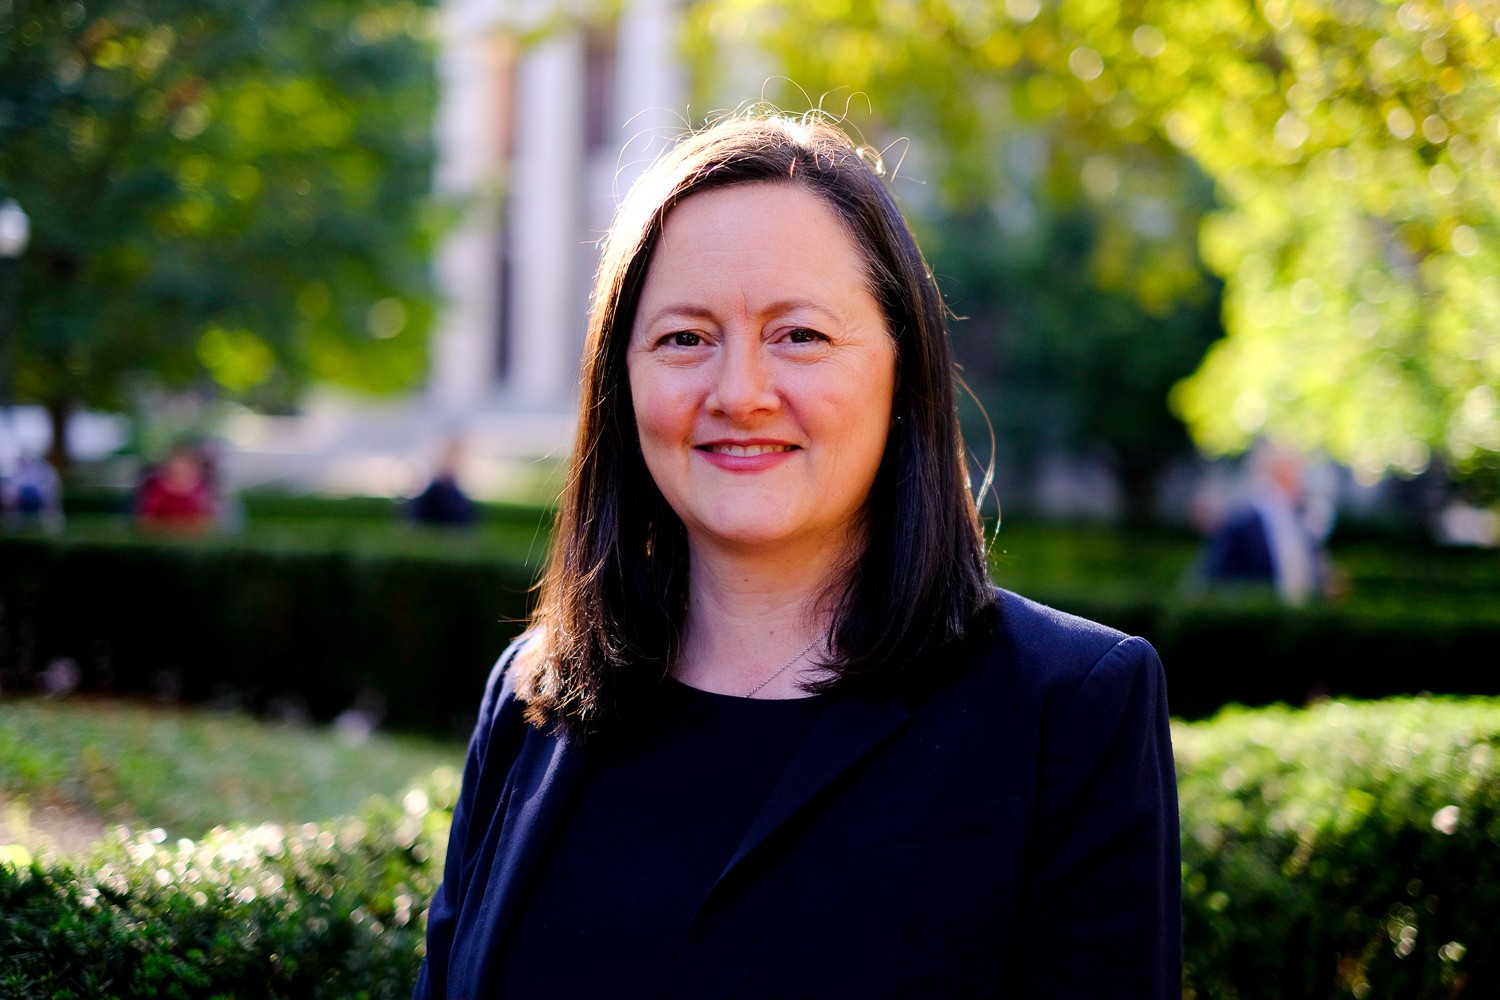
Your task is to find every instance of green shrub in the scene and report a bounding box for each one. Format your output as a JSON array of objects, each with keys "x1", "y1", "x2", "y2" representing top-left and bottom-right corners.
[
  {"x1": 3, "y1": 698, "x2": 1498, "y2": 996},
  {"x1": 0, "y1": 768, "x2": 459, "y2": 1000},
  {"x1": 0, "y1": 533, "x2": 538, "y2": 737},
  {"x1": 3, "y1": 515, "x2": 1497, "y2": 735},
  {"x1": 1175, "y1": 698, "x2": 1500, "y2": 998}
]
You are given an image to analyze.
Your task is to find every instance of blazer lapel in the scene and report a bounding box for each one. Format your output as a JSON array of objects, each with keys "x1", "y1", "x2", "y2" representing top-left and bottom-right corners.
[
  {"x1": 454, "y1": 724, "x2": 587, "y2": 996},
  {"x1": 710, "y1": 693, "x2": 909, "y2": 891}
]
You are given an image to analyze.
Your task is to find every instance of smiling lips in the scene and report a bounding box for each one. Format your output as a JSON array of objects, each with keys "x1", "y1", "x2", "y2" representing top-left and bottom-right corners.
[
  {"x1": 695, "y1": 440, "x2": 799, "y2": 471},
  {"x1": 700, "y1": 443, "x2": 796, "y2": 456}
]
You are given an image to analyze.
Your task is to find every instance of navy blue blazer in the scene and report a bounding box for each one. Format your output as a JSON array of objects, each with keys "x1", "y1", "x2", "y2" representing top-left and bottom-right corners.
[{"x1": 415, "y1": 590, "x2": 1181, "y2": 999}]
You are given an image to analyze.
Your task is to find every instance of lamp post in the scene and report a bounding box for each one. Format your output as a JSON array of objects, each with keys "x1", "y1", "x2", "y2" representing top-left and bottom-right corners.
[{"x1": 0, "y1": 199, "x2": 29, "y2": 431}]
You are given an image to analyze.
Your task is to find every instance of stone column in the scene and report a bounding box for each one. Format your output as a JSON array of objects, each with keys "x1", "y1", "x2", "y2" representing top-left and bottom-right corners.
[
  {"x1": 613, "y1": 0, "x2": 688, "y2": 194},
  {"x1": 508, "y1": 30, "x2": 587, "y2": 408},
  {"x1": 428, "y1": 0, "x2": 510, "y2": 407}
]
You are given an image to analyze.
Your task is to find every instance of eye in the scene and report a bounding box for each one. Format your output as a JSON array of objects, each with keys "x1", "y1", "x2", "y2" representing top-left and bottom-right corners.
[
  {"x1": 786, "y1": 328, "x2": 826, "y2": 344},
  {"x1": 659, "y1": 331, "x2": 703, "y2": 347}
]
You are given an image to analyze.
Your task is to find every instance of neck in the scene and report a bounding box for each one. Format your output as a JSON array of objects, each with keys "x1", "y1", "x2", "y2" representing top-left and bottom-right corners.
[{"x1": 674, "y1": 539, "x2": 848, "y2": 699}]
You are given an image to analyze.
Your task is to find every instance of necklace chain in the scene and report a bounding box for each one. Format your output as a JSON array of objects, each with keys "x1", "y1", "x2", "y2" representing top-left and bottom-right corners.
[{"x1": 744, "y1": 631, "x2": 826, "y2": 698}]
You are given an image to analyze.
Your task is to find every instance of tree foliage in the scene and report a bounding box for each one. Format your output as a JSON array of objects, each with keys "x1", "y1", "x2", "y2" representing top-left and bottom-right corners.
[
  {"x1": 0, "y1": 0, "x2": 440, "y2": 451},
  {"x1": 921, "y1": 197, "x2": 1223, "y2": 520},
  {"x1": 687, "y1": 0, "x2": 1500, "y2": 484}
]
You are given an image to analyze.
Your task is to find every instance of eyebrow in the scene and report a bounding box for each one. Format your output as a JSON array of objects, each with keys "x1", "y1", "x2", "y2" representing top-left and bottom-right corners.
[{"x1": 639, "y1": 299, "x2": 838, "y2": 329}]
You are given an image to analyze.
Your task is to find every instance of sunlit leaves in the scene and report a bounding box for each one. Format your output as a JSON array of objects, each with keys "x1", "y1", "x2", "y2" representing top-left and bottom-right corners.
[
  {"x1": 0, "y1": 0, "x2": 441, "y2": 420},
  {"x1": 691, "y1": 0, "x2": 1500, "y2": 482},
  {"x1": 196, "y1": 326, "x2": 275, "y2": 394},
  {"x1": 1140, "y1": 0, "x2": 1500, "y2": 480}
]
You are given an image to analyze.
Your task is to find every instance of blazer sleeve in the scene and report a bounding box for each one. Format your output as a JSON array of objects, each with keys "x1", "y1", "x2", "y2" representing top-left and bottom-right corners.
[
  {"x1": 413, "y1": 644, "x2": 525, "y2": 999},
  {"x1": 1017, "y1": 635, "x2": 1181, "y2": 1000}
]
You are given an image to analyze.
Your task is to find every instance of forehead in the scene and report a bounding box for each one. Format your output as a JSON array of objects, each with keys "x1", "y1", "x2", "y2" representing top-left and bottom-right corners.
[
  {"x1": 638, "y1": 182, "x2": 874, "y2": 302},
  {"x1": 661, "y1": 180, "x2": 850, "y2": 232}
]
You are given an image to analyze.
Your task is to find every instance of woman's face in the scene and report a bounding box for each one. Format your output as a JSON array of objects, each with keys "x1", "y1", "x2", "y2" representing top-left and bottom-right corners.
[{"x1": 627, "y1": 182, "x2": 897, "y2": 561}]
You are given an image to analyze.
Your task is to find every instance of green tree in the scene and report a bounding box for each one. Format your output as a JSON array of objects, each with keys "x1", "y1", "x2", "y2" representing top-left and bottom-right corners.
[
  {"x1": 0, "y1": 0, "x2": 440, "y2": 467},
  {"x1": 1106, "y1": 0, "x2": 1500, "y2": 484},
  {"x1": 926, "y1": 198, "x2": 1223, "y2": 524},
  {"x1": 687, "y1": 0, "x2": 1500, "y2": 486}
]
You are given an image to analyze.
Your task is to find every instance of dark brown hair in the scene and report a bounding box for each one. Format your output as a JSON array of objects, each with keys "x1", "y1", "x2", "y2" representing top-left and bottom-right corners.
[{"x1": 515, "y1": 112, "x2": 993, "y2": 733}]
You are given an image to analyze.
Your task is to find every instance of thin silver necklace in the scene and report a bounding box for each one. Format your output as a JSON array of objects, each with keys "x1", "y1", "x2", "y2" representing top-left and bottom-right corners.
[{"x1": 744, "y1": 631, "x2": 826, "y2": 699}]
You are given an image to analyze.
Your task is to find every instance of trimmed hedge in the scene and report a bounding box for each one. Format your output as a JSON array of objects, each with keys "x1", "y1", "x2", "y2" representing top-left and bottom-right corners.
[
  {"x1": 0, "y1": 530, "x2": 540, "y2": 737},
  {"x1": 1176, "y1": 698, "x2": 1500, "y2": 998},
  {"x1": 2, "y1": 698, "x2": 1497, "y2": 997},
  {"x1": 4, "y1": 520, "x2": 1499, "y2": 733},
  {"x1": 0, "y1": 768, "x2": 458, "y2": 1000},
  {"x1": 1040, "y1": 593, "x2": 1500, "y2": 720}
]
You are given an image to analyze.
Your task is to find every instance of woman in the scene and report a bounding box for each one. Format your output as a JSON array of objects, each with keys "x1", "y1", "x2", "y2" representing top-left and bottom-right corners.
[{"x1": 416, "y1": 113, "x2": 1179, "y2": 999}]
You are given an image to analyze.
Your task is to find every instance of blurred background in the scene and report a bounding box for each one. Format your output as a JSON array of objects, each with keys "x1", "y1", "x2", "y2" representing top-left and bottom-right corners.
[
  {"x1": 1, "y1": 0, "x2": 1496, "y2": 527},
  {"x1": 2, "y1": 0, "x2": 1498, "y2": 723},
  {"x1": 3, "y1": 4, "x2": 1500, "y2": 996}
]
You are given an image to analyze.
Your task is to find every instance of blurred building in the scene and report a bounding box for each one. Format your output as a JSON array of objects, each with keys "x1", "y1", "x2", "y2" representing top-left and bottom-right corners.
[{"x1": 220, "y1": 0, "x2": 691, "y2": 499}]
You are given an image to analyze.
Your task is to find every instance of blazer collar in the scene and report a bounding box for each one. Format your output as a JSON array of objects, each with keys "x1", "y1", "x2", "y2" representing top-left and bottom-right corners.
[{"x1": 708, "y1": 691, "x2": 910, "y2": 895}]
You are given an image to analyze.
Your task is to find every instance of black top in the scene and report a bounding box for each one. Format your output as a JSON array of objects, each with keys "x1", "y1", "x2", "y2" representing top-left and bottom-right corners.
[{"x1": 494, "y1": 680, "x2": 828, "y2": 999}]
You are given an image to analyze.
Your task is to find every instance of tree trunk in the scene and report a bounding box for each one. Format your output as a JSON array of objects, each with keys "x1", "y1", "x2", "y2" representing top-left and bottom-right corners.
[
  {"x1": 1118, "y1": 456, "x2": 1160, "y2": 531},
  {"x1": 46, "y1": 395, "x2": 73, "y2": 474}
]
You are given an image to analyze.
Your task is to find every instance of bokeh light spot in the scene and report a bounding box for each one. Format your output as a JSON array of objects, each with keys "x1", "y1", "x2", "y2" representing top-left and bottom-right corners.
[
  {"x1": 1431, "y1": 804, "x2": 1460, "y2": 834},
  {"x1": 367, "y1": 298, "x2": 408, "y2": 339},
  {"x1": 1428, "y1": 163, "x2": 1458, "y2": 194},
  {"x1": 1165, "y1": 112, "x2": 1199, "y2": 148},
  {"x1": 1068, "y1": 46, "x2": 1104, "y2": 81},
  {"x1": 1081, "y1": 155, "x2": 1120, "y2": 199},
  {"x1": 1275, "y1": 112, "x2": 1308, "y2": 150},
  {"x1": 1132, "y1": 24, "x2": 1166, "y2": 58},
  {"x1": 1451, "y1": 225, "x2": 1479, "y2": 256},
  {"x1": 1386, "y1": 107, "x2": 1416, "y2": 140},
  {"x1": 1004, "y1": 0, "x2": 1040, "y2": 24}
]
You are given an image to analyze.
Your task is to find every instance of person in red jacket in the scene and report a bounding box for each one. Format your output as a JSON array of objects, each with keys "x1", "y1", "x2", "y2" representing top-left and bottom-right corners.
[{"x1": 136, "y1": 442, "x2": 215, "y2": 533}]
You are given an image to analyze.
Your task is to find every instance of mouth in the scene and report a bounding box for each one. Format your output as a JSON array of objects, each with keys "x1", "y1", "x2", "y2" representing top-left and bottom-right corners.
[{"x1": 696, "y1": 443, "x2": 799, "y2": 457}]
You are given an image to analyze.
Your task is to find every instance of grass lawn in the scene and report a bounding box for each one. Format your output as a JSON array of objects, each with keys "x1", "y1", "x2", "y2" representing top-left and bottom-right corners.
[{"x1": 0, "y1": 697, "x2": 464, "y2": 860}]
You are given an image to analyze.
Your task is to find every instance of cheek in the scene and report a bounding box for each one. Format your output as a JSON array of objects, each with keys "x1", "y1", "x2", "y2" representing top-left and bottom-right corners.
[
  {"x1": 855, "y1": 362, "x2": 898, "y2": 478},
  {"x1": 628, "y1": 366, "x2": 689, "y2": 454},
  {"x1": 830, "y1": 352, "x2": 896, "y2": 445}
]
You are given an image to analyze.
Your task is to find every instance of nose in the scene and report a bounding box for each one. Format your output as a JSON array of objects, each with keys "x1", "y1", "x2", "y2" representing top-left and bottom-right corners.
[{"x1": 706, "y1": 339, "x2": 779, "y2": 422}]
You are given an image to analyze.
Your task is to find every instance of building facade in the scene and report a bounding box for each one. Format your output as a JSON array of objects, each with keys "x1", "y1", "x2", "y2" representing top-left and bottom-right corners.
[{"x1": 224, "y1": 0, "x2": 690, "y2": 498}]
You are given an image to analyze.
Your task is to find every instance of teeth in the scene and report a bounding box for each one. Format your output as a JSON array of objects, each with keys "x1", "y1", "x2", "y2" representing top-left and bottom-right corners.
[{"x1": 712, "y1": 444, "x2": 794, "y2": 456}]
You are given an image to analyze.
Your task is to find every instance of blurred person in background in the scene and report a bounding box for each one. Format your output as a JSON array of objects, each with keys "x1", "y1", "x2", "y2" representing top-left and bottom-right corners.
[
  {"x1": 415, "y1": 112, "x2": 1180, "y2": 999},
  {"x1": 136, "y1": 440, "x2": 217, "y2": 533},
  {"x1": 1197, "y1": 439, "x2": 1338, "y2": 605},
  {"x1": 0, "y1": 450, "x2": 63, "y2": 531},
  {"x1": 407, "y1": 436, "x2": 476, "y2": 528}
]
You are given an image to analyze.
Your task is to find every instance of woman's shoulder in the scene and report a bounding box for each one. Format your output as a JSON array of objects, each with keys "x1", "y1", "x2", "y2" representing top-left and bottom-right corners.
[
  {"x1": 992, "y1": 586, "x2": 1127, "y2": 646},
  {"x1": 967, "y1": 587, "x2": 1164, "y2": 708},
  {"x1": 470, "y1": 631, "x2": 539, "y2": 738}
]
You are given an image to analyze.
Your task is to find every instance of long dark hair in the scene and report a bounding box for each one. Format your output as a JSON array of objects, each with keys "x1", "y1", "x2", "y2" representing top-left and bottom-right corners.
[{"x1": 515, "y1": 112, "x2": 993, "y2": 733}]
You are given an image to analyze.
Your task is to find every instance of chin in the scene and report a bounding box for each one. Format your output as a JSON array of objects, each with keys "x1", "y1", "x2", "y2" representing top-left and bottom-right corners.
[{"x1": 702, "y1": 526, "x2": 799, "y2": 551}]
